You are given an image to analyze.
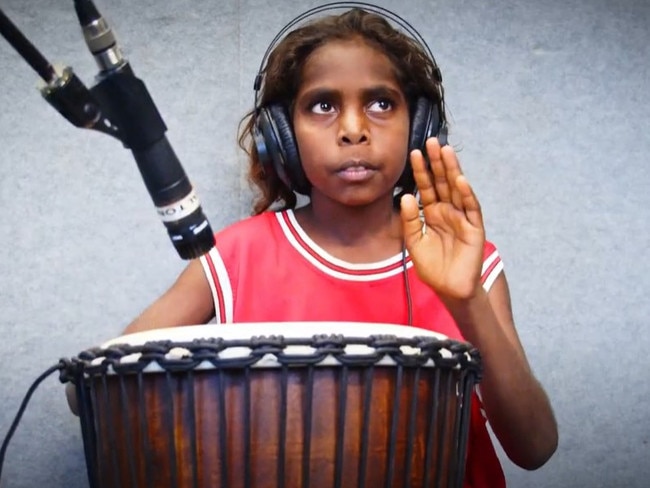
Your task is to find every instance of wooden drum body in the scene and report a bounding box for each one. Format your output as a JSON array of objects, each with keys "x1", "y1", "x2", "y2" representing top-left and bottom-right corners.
[{"x1": 65, "y1": 323, "x2": 482, "y2": 488}]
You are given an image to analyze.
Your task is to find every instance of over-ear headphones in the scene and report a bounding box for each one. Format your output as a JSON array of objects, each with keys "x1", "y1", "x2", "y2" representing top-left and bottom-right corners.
[{"x1": 252, "y1": 2, "x2": 447, "y2": 196}]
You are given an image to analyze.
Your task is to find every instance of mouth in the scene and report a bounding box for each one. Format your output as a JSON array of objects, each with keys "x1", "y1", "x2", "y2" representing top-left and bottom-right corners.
[
  {"x1": 337, "y1": 159, "x2": 378, "y2": 171},
  {"x1": 335, "y1": 160, "x2": 379, "y2": 182}
]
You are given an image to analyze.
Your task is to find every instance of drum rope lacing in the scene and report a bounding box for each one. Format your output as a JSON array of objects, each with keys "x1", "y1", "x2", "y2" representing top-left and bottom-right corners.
[{"x1": 59, "y1": 334, "x2": 482, "y2": 379}]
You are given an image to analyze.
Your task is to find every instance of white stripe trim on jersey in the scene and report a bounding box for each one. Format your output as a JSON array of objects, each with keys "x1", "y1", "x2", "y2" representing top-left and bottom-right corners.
[
  {"x1": 199, "y1": 248, "x2": 234, "y2": 323},
  {"x1": 285, "y1": 210, "x2": 405, "y2": 271},
  {"x1": 481, "y1": 249, "x2": 503, "y2": 292},
  {"x1": 481, "y1": 250, "x2": 499, "y2": 276},
  {"x1": 483, "y1": 261, "x2": 504, "y2": 292},
  {"x1": 475, "y1": 385, "x2": 488, "y2": 420},
  {"x1": 277, "y1": 211, "x2": 412, "y2": 281}
]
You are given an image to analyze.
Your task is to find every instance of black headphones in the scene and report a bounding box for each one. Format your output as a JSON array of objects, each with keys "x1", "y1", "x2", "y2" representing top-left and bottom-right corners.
[{"x1": 252, "y1": 2, "x2": 447, "y2": 196}]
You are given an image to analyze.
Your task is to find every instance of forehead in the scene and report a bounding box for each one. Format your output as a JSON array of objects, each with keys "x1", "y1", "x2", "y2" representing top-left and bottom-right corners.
[{"x1": 298, "y1": 38, "x2": 401, "y2": 90}]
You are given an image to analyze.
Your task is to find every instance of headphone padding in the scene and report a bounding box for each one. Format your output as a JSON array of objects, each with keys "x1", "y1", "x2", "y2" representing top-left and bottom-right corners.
[
  {"x1": 409, "y1": 97, "x2": 434, "y2": 151},
  {"x1": 267, "y1": 104, "x2": 310, "y2": 195},
  {"x1": 255, "y1": 108, "x2": 281, "y2": 177}
]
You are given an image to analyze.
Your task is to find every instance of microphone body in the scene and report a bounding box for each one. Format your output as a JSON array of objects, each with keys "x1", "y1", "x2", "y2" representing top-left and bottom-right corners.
[{"x1": 74, "y1": 0, "x2": 214, "y2": 259}]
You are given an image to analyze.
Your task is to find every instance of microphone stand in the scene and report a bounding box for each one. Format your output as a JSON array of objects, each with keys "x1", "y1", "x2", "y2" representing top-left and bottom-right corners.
[
  {"x1": 0, "y1": 2, "x2": 214, "y2": 259},
  {"x1": 0, "y1": 2, "x2": 216, "y2": 483}
]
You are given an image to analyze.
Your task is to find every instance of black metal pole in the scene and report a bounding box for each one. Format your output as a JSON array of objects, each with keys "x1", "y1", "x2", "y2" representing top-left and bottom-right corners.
[{"x1": 0, "y1": 7, "x2": 56, "y2": 82}]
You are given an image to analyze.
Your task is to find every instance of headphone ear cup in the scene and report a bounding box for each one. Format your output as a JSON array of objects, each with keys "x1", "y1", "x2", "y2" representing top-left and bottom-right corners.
[
  {"x1": 254, "y1": 107, "x2": 282, "y2": 179},
  {"x1": 397, "y1": 97, "x2": 445, "y2": 203},
  {"x1": 409, "y1": 96, "x2": 438, "y2": 151},
  {"x1": 265, "y1": 104, "x2": 311, "y2": 195}
]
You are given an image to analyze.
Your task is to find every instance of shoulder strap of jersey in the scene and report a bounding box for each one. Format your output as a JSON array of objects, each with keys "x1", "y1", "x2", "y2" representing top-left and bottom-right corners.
[{"x1": 199, "y1": 247, "x2": 234, "y2": 323}]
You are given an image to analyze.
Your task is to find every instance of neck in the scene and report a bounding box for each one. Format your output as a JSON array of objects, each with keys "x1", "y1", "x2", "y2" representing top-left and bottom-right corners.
[{"x1": 295, "y1": 193, "x2": 402, "y2": 247}]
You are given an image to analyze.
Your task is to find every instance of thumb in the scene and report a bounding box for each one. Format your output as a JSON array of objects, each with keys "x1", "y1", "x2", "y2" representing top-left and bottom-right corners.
[{"x1": 400, "y1": 194, "x2": 423, "y2": 248}]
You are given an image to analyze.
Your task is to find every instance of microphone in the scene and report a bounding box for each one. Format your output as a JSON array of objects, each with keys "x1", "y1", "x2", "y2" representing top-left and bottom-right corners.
[{"x1": 73, "y1": 0, "x2": 214, "y2": 259}]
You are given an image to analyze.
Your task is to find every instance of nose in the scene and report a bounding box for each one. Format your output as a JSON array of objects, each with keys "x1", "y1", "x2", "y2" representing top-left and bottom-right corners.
[{"x1": 337, "y1": 107, "x2": 369, "y2": 145}]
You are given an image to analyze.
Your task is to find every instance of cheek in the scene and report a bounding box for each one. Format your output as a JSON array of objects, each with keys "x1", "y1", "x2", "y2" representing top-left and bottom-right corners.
[
  {"x1": 390, "y1": 109, "x2": 411, "y2": 143},
  {"x1": 293, "y1": 121, "x2": 331, "y2": 165},
  {"x1": 393, "y1": 120, "x2": 411, "y2": 160}
]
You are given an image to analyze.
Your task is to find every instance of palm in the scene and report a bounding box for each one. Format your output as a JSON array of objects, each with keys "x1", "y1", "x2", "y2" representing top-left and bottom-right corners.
[{"x1": 401, "y1": 138, "x2": 485, "y2": 299}]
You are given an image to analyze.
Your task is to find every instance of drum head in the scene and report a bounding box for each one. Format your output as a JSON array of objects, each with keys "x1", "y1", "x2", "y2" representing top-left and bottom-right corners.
[{"x1": 101, "y1": 322, "x2": 450, "y2": 348}]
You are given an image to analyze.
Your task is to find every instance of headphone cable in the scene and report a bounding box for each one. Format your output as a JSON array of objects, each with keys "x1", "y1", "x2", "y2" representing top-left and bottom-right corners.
[
  {"x1": 401, "y1": 241, "x2": 413, "y2": 326},
  {"x1": 0, "y1": 362, "x2": 65, "y2": 479}
]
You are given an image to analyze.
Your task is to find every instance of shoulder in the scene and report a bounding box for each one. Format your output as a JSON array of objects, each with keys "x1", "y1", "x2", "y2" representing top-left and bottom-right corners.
[
  {"x1": 207, "y1": 210, "x2": 292, "y2": 264},
  {"x1": 482, "y1": 239, "x2": 503, "y2": 266},
  {"x1": 213, "y1": 211, "x2": 280, "y2": 246},
  {"x1": 483, "y1": 240, "x2": 498, "y2": 259},
  {"x1": 215, "y1": 211, "x2": 277, "y2": 236}
]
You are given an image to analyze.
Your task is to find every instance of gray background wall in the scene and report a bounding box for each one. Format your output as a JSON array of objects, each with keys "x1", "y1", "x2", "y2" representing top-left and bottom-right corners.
[{"x1": 0, "y1": 0, "x2": 648, "y2": 486}]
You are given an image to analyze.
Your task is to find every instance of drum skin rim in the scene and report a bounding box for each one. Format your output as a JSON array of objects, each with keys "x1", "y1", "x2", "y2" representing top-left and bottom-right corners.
[
  {"x1": 68, "y1": 322, "x2": 481, "y2": 377},
  {"x1": 101, "y1": 322, "x2": 450, "y2": 348}
]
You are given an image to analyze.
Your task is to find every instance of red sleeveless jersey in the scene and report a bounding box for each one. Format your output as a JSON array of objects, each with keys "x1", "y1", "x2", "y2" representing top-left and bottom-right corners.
[{"x1": 200, "y1": 210, "x2": 506, "y2": 487}]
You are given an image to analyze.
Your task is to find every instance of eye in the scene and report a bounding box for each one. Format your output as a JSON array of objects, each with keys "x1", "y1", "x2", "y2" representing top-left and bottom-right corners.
[
  {"x1": 311, "y1": 101, "x2": 336, "y2": 114},
  {"x1": 367, "y1": 98, "x2": 393, "y2": 112}
]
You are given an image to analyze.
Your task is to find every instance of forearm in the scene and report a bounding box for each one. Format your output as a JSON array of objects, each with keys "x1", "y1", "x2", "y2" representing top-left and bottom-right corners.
[{"x1": 442, "y1": 288, "x2": 558, "y2": 470}]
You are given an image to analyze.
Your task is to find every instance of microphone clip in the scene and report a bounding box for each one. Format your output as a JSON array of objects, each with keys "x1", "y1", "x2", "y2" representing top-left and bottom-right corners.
[{"x1": 38, "y1": 64, "x2": 123, "y2": 141}]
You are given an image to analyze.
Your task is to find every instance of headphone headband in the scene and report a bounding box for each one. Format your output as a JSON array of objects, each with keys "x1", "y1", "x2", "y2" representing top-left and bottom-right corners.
[{"x1": 253, "y1": 2, "x2": 442, "y2": 109}]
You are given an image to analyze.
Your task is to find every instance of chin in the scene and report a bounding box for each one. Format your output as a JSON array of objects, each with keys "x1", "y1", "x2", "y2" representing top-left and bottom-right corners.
[
  {"x1": 313, "y1": 183, "x2": 397, "y2": 209},
  {"x1": 335, "y1": 190, "x2": 394, "y2": 208}
]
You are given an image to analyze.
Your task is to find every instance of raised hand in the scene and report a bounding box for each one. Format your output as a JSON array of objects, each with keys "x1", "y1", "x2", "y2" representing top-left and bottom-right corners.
[{"x1": 400, "y1": 137, "x2": 485, "y2": 300}]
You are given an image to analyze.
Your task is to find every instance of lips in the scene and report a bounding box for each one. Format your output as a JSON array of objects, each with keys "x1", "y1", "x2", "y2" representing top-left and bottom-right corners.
[
  {"x1": 336, "y1": 160, "x2": 378, "y2": 171},
  {"x1": 335, "y1": 160, "x2": 378, "y2": 182}
]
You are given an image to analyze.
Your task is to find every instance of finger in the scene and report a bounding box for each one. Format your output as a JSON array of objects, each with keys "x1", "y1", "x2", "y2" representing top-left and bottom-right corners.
[
  {"x1": 440, "y1": 144, "x2": 465, "y2": 210},
  {"x1": 425, "y1": 137, "x2": 451, "y2": 203},
  {"x1": 455, "y1": 174, "x2": 484, "y2": 229},
  {"x1": 400, "y1": 193, "x2": 425, "y2": 247},
  {"x1": 409, "y1": 148, "x2": 437, "y2": 206}
]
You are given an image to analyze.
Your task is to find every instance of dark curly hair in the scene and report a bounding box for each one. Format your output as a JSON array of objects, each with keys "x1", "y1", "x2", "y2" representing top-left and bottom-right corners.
[{"x1": 238, "y1": 7, "x2": 446, "y2": 215}]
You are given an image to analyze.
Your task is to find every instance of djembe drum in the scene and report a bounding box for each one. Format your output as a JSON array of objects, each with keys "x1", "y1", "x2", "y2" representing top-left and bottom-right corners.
[{"x1": 63, "y1": 322, "x2": 482, "y2": 488}]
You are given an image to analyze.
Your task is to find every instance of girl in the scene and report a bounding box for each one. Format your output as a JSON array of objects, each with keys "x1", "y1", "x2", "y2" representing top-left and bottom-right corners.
[{"x1": 120, "y1": 6, "x2": 558, "y2": 486}]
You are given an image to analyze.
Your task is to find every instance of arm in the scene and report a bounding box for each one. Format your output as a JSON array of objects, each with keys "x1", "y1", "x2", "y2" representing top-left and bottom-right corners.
[
  {"x1": 401, "y1": 137, "x2": 558, "y2": 470},
  {"x1": 123, "y1": 258, "x2": 215, "y2": 334},
  {"x1": 442, "y1": 273, "x2": 558, "y2": 470}
]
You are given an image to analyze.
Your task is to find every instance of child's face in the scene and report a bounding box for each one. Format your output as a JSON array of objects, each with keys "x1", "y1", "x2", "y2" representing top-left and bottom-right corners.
[{"x1": 292, "y1": 37, "x2": 410, "y2": 208}]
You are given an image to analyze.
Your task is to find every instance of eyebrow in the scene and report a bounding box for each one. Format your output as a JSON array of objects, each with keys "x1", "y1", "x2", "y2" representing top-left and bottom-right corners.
[{"x1": 297, "y1": 84, "x2": 405, "y2": 102}]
